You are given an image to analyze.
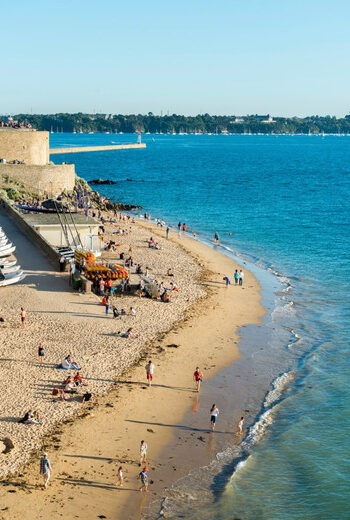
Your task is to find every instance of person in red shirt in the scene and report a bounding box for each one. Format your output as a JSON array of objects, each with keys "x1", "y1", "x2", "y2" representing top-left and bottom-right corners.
[
  {"x1": 74, "y1": 372, "x2": 84, "y2": 386},
  {"x1": 193, "y1": 367, "x2": 203, "y2": 392},
  {"x1": 182, "y1": 223, "x2": 187, "y2": 232}
]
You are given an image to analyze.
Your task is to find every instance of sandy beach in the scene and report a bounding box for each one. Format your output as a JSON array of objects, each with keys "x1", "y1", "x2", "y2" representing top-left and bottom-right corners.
[{"x1": 0, "y1": 210, "x2": 264, "y2": 519}]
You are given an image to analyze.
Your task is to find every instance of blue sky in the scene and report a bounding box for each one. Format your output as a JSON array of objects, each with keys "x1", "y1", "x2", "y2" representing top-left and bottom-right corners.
[{"x1": 2, "y1": 0, "x2": 349, "y2": 116}]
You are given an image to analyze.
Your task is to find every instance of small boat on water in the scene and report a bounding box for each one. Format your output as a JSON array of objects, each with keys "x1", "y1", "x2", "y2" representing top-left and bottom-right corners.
[{"x1": 0, "y1": 270, "x2": 26, "y2": 287}]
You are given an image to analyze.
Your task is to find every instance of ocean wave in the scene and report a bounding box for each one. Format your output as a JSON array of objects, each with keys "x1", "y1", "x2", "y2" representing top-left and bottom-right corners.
[
  {"x1": 264, "y1": 371, "x2": 296, "y2": 408},
  {"x1": 287, "y1": 328, "x2": 302, "y2": 348},
  {"x1": 272, "y1": 300, "x2": 295, "y2": 320}
]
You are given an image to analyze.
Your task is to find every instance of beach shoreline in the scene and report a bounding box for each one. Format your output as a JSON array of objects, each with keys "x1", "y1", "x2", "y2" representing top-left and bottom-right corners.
[{"x1": 0, "y1": 213, "x2": 264, "y2": 519}]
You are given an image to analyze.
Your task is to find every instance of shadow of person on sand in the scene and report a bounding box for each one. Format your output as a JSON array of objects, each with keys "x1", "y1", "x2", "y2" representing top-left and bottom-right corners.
[
  {"x1": 56, "y1": 477, "x2": 135, "y2": 491},
  {"x1": 114, "y1": 379, "x2": 193, "y2": 392},
  {"x1": 63, "y1": 454, "x2": 114, "y2": 462},
  {"x1": 126, "y1": 419, "x2": 232, "y2": 434}
]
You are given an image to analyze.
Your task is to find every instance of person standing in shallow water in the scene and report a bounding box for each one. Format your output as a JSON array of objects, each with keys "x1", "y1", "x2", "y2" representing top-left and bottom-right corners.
[
  {"x1": 210, "y1": 404, "x2": 219, "y2": 431},
  {"x1": 178, "y1": 222, "x2": 181, "y2": 235},
  {"x1": 237, "y1": 416, "x2": 245, "y2": 435},
  {"x1": 214, "y1": 231, "x2": 219, "y2": 244}
]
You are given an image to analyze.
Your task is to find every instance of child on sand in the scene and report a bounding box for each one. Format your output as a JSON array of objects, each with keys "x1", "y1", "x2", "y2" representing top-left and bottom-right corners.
[
  {"x1": 223, "y1": 276, "x2": 231, "y2": 287},
  {"x1": 117, "y1": 466, "x2": 124, "y2": 486},
  {"x1": 20, "y1": 307, "x2": 26, "y2": 327},
  {"x1": 140, "y1": 440, "x2": 148, "y2": 465},
  {"x1": 38, "y1": 343, "x2": 45, "y2": 362},
  {"x1": 139, "y1": 467, "x2": 149, "y2": 492}
]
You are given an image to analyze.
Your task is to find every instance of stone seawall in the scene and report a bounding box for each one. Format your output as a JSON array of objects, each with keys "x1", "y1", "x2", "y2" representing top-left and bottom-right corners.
[
  {"x1": 0, "y1": 163, "x2": 75, "y2": 196},
  {"x1": 49, "y1": 143, "x2": 146, "y2": 155},
  {"x1": 1, "y1": 200, "x2": 61, "y2": 270}
]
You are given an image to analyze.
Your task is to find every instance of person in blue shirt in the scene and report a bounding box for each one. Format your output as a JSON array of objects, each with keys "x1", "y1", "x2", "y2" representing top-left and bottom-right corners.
[{"x1": 223, "y1": 276, "x2": 231, "y2": 287}]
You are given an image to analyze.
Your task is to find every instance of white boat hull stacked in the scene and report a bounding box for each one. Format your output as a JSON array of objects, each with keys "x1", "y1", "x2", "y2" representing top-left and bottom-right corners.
[
  {"x1": 0, "y1": 244, "x2": 16, "y2": 257},
  {"x1": 0, "y1": 260, "x2": 17, "y2": 269},
  {"x1": 0, "y1": 228, "x2": 24, "y2": 284},
  {"x1": 1, "y1": 264, "x2": 21, "y2": 274},
  {"x1": 0, "y1": 270, "x2": 26, "y2": 286}
]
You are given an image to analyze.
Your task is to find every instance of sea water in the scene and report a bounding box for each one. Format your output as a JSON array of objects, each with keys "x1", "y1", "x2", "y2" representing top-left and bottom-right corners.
[{"x1": 51, "y1": 133, "x2": 350, "y2": 519}]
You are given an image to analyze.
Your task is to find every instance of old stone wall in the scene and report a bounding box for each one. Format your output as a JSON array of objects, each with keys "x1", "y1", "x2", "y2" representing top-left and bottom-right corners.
[
  {"x1": 0, "y1": 163, "x2": 75, "y2": 196},
  {"x1": 0, "y1": 129, "x2": 49, "y2": 165}
]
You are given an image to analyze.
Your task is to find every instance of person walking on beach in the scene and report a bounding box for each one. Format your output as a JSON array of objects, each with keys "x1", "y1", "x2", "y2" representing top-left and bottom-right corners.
[
  {"x1": 139, "y1": 467, "x2": 149, "y2": 492},
  {"x1": 39, "y1": 452, "x2": 52, "y2": 489},
  {"x1": 38, "y1": 343, "x2": 45, "y2": 363},
  {"x1": 237, "y1": 416, "x2": 245, "y2": 435},
  {"x1": 105, "y1": 296, "x2": 110, "y2": 315},
  {"x1": 214, "y1": 231, "x2": 219, "y2": 244},
  {"x1": 145, "y1": 360, "x2": 154, "y2": 386},
  {"x1": 182, "y1": 223, "x2": 187, "y2": 233},
  {"x1": 223, "y1": 276, "x2": 231, "y2": 287},
  {"x1": 193, "y1": 367, "x2": 203, "y2": 392},
  {"x1": 178, "y1": 222, "x2": 181, "y2": 235},
  {"x1": 140, "y1": 440, "x2": 148, "y2": 465},
  {"x1": 20, "y1": 307, "x2": 26, "y2": 327},
  {"x1": 239, "y1": 270, "x2": 244, "y2": 286},
  {"x1": 234, "y1": 269, "x2": 239, "y2": 285},
  {"x1": 166, "y1": 227, "x2": 170, "y2": 239},
  {"x1": 210, "y1": 404, "x2": 220, "y2": 431},
  {"x1": 117, "y1": 466, "x2": 124, "y2": 486}
]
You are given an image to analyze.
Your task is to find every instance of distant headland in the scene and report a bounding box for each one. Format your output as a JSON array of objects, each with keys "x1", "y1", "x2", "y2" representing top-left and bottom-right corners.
[{"x1": 2, "y1": 112, "x2": 350, "y2": 135}]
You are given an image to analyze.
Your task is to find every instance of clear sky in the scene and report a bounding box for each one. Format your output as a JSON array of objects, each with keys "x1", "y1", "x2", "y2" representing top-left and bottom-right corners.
[{"x1": 2, "y1": 0, "x2": 349, "y2": 117}]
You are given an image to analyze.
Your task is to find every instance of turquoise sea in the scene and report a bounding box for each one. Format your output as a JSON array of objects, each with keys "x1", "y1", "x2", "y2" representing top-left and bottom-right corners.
[{"x1": 51, "y1": 133, "x2": 350, "y2": 519}]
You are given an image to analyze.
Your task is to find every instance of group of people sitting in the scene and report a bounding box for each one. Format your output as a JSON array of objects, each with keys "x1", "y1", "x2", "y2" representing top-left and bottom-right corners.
[
  {"x1": 18, "y1": 410, "x2": 43, "y2": 424},
  {"x1": 52, "y1": 371, "x2": 92, "y2": 403},
  {"x1": 147, "y1": 237, "x2": 161, "y2": 250}
]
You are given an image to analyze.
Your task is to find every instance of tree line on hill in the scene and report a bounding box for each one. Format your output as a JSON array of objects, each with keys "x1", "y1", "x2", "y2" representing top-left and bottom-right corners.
[{"x1": 2, "y1": 113, "x2": 350, "y2": 134}]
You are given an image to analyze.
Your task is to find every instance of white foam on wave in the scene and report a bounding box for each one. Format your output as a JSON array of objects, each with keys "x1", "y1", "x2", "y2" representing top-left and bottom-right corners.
[
  {"x1": 243, "y1": 407, "x2": 275, "y2": 446},
  {"x1": 264, "y1": 371, "x2": 296, "y2": 408},
  {"x1": 287, "y1": 328, "x2": 302, "y2": 348},
  {"x1": 234, "y1": 458, "x2": 248, "y2": 474},
  {"x1": 272, "y1": 300, "x2": 296, "y2": 320}
]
